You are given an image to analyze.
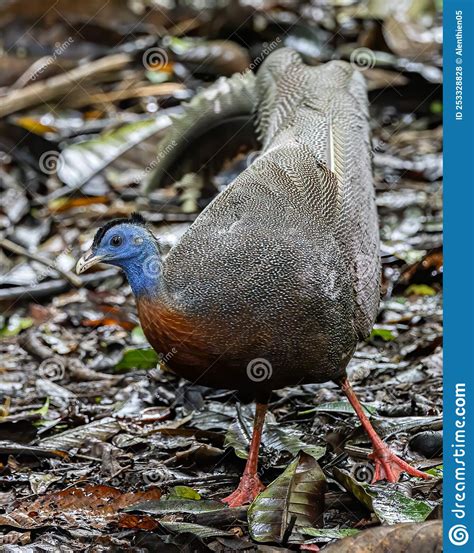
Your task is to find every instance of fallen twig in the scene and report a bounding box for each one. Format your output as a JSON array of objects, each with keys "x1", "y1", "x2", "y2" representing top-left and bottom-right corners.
[
  {"x1": 0, "y1": 53, "x2": 131, "y2": 118},
  {"x1": 0, "y1": 268, "x2": 119, "y2": 301},
  {"x1": 0, "y1": 237, "x2": 82, "y2": 287}
]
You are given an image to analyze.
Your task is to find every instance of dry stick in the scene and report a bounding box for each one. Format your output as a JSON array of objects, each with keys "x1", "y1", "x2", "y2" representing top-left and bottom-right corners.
[
  {"x1": 70, "y1": 82, "x2": 185, "y2": 107},
  {"x1": 11, "y1": 57, "x2": 73, "y2": 90},
  {"x1": 0, "y1": 268, "x2": 119, "y2": 302},
  {"x1": 0, "y1": 53, "x2": 132, "y2": 118},
  {"x1": 0, "y1": 237, "x2": 82, "y2": 287}
]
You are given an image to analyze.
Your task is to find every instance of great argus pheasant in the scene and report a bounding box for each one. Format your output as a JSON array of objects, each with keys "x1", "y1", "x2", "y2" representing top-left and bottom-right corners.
[{"x1": 76, "y1": 48, "x2": 429, "y2": 507}]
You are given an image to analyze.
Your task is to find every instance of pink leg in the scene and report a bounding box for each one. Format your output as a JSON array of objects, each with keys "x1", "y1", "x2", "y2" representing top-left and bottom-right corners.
[
  {"x1": 339, "y1": 378, "x2": 430, "y2": 482},
  {"x1": 222, "y1": 403, "x2": 267, "y2": 506}
]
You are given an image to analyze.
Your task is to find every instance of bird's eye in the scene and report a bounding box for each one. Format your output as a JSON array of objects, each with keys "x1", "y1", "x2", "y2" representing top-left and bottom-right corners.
[{"x1": 110, "y1": 235, "x2": 122, "y2": 247}]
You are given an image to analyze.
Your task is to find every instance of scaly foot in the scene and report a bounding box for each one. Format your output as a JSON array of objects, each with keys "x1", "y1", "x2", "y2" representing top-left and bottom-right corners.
[
  {"x1": 222, "y1": 473, "x2": 265, "y2": 507},
  {"x1": 370, "y1": 444, "x2": 430, "y2": 483},
  {"x1": 338, "y1": 377, "x2": 430, "y2": 483}
]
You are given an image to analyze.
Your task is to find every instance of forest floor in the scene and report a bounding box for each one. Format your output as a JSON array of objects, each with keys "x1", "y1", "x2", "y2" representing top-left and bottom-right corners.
[{"x1": 0, "y1": 1, "x2": 442, "y2": 551}]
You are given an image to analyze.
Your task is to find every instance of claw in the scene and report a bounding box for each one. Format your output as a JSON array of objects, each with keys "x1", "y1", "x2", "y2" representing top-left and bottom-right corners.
[
  {"x1": 339, "y1": 377, "x2": 431, "y2": 483},
  {"x1": 370, "y1": 446, "x2": 430, "y2": 483}
]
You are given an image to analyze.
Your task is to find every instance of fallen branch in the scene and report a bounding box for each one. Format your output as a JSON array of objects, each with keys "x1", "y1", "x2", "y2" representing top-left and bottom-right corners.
[
  {"x1": 0, "y1": 53, "x2": 131, "y2": 118},
  {"x1": 0, "y1": 237, "x2": 82, "y2": 287},
  {"x1": 0, "y1": 268, "x2": 119, "y2": 302},
  {"x1": 70, "y1": 82, "x2": 186, "y2": 108}
]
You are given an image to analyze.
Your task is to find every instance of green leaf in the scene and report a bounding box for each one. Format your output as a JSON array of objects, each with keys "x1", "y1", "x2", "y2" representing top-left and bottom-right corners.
[
  {"x1": 31, "y1": 397, "x2": 50, "y2": 417},
  {"x1": 225, "y1": 410, "x2": 326, "y2": 461},
  {"x1": 301, "y1": 445, "x2": 327, "y2": 459},
  {"x1": 369, "y1": 415, "x2": 441, "y2": 438},
  {"x1": 430, "y1": 100, "x2": 443, "y2": 114},
  {"x1": 146, "y1": 70, "x2": 171, "y2": 84},
  {"x1": 405, "y1": 284, "x2": 436, "y2": 296},
  {"x1": 125, "y1": 499, "x2": 224, "y2": 514},
  {"x1": 333, "y1": 468, "x2": 434, "y2": 524},
  {"x1": 115, "y1": 348, "x2": 159, "y2": 371},
  {"x1": 426, "y1": 465, "x2": 443, "y2": 478},
  {"x1": 370, "y1": 327, "x2": 396, "y2": 341},
  {"x1": 248, "y1": 452, "x2": 327, "y2": 543},
  {"x1": 159, "y1": 521, "x2": 231, "y2": 537},
  {"x1": 168, "y1": 486, "x2": 201, "y2": 500},
  {"x1": 372, "y1": 490, "x2": 433, "y2": 525},
  {"x1": 394, "y1": 249, "x2": 427, "y2": 265},
  {"x1": 300, "y1": 401, "x2": 376, "y2": 417},
  {"x1": 56, "y1": 116, "x2": 171, "y2": 189},
  {"x1": 131, "y1": 326, "x2": 147, "y2": 344},
  {"x1": 262, "y1": 424, "x2": 326, "y2": 459},
  {"x1": 0, "y1": 316, "x2": 33, "y2": 336},
  {"x1": 332, "y1": 468, "x2": 374, "y2": 511},
  {"x1": 301, "y1": 527, "x2": 360, "y2": 540}
]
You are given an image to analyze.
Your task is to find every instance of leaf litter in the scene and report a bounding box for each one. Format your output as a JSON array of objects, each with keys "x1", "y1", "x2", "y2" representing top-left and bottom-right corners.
[{"x1": 0, "y1": 0, "x2": 442, "y2": 550}]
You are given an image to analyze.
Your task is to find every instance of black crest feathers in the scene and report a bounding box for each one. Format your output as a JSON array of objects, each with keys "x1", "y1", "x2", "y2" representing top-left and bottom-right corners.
[
  {"x1": 130, "y1": 212, "x2": 147, "y2": 226},
  {"x1": 92, "y1": 212, "x2": 148, "y2": 249}
]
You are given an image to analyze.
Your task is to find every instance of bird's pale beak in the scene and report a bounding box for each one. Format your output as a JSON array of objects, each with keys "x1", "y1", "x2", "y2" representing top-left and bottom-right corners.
[{"x1": 75, "y1": 250, "x2": 105, "y2": 275}]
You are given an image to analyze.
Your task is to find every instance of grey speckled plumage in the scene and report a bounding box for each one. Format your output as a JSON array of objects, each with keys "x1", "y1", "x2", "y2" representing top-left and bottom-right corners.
[{"x1": 142, "y1": 48, "x2": 380, "y2": 399}]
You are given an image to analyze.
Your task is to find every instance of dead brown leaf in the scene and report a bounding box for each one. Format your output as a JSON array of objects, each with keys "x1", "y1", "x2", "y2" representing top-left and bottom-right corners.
[
  {"x1": 322, "y1": 520, "x2": 442, "y2": 552},
  {"x1": 0, "y1": 484, "x2": 161, "y2": 530}
]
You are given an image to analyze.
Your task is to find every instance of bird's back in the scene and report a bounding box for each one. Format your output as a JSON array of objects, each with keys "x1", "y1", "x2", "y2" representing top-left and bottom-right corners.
[
  {"x1": 141, "y1": 49, "x2": 380, "y2": 395},
  {"x1": 254, "y1": 49, "x2": 380, "y2": 338}
]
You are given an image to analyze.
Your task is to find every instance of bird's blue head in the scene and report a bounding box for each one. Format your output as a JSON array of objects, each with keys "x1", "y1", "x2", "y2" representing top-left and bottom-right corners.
[{"x1": 76, "y1": 213, "x2": 161, "y2": 298}]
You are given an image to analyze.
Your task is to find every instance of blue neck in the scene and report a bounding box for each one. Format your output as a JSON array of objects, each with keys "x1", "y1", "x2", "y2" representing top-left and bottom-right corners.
[{"x1": 120, "y1": 243, "x2": 162, "y2": 299}]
